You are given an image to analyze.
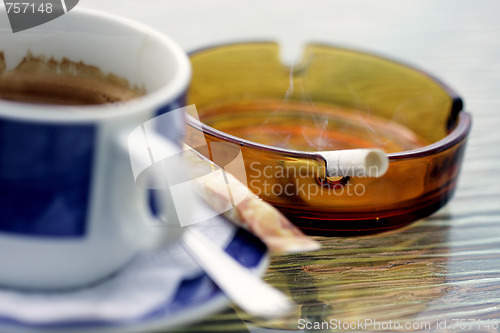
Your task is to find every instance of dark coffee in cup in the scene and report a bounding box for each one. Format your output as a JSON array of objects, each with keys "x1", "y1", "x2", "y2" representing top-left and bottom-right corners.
[{"x1": 0, "y1": 52, "x2": 144, "y2": 105}]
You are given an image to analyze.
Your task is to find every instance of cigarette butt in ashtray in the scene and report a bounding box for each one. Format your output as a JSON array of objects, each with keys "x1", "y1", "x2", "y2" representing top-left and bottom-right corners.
[
  {"x1": 319, "y1": 149, "x2": 389, "y2": 178},
  {"x1": 182, "y1": 144, "x2": 321, "y2": 255}
]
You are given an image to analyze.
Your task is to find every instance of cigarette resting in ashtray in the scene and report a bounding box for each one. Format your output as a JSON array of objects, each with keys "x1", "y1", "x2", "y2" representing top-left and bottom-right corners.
[
  {"x1": 183, "y1": 145, "x2": 321, "y2": 255},
  {"x1": 319, "y1": 149, "x2": 389, "y2": 178}
]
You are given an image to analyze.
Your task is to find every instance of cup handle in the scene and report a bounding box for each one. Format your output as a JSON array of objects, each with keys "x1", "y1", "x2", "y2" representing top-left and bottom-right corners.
[{"x1": 118, "y1": 127, "x2": 192, "y2": 248}]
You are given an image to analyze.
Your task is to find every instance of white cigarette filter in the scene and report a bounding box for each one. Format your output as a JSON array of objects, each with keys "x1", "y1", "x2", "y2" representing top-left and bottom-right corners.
[{"x1": 319, "y1": 149, "x2": 389, "y2": 178}]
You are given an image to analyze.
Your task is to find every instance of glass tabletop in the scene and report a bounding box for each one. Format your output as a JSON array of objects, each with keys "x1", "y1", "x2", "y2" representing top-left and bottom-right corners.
[{"x1": 171, "y1": 200, "x2": 500, "y2": 332}]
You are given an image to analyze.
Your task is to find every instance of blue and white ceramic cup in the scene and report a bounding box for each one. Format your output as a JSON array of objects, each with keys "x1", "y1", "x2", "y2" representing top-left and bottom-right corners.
[{"x1": 0, "y1": 9, "x2": 192, "y2": 289}]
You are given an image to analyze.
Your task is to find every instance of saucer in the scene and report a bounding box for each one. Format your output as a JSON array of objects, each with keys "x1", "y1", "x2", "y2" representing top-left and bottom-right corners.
[{"x1": 0, "y1": 218, "x2": 268, "y2": 333}]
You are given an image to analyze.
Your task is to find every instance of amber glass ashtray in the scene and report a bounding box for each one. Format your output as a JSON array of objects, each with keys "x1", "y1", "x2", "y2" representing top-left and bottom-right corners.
[{"x1": 185, "y1": 42, "x2": 471, "y2": 235}]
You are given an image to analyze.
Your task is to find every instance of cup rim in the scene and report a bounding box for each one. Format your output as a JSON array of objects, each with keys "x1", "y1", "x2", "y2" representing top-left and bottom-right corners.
[
  {"x1": 0, "y1": 8, "x2": 191, "y2": 123},
  {"x1": 186, "y1": 41, "x2": 471, "y2": 161}
]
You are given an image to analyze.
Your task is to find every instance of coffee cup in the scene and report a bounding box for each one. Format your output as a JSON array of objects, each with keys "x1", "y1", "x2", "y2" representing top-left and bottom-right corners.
[{"x1": 0, "y1": 8, "x2": 192, "y2": 289}]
